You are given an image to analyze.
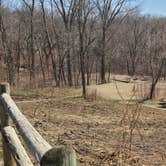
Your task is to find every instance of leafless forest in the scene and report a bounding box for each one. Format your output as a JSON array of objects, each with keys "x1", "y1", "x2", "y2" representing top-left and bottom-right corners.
[
  {"x1": 0, "y1": 0, "x2": 165, "y2": 99},
  {"x1": 0, "y1": 1, "x2": 166, "y2": 165}
]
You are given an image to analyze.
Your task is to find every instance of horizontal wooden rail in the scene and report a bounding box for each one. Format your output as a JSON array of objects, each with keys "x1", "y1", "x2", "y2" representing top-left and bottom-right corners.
[
  {"x1": 2, "y1": 126, "x2": 34, "y2": 166},
  {"x1": 0, "y1": 83, "x2": 76, "y2": 166},
  {"x1": 1, "y1": 93, "x2": 52, "y2": 160}
]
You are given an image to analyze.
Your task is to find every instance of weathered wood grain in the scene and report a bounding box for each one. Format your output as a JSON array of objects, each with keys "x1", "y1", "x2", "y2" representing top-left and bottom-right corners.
[
  {"x1": 0, "y1": 83, "x2": 16, "y2": 166},
  {"x1": 0, "y1": 82, "x2": 77, "y2": 166},
  {"x1": 2, "y1": 126, "x2": 34, "y2": 166},
  {"x1": 40, "y1": 146, "x2": 76, "y2": 166},
  {"x1": 0, "y1": 93, "x2": 52, "y2": 161}
]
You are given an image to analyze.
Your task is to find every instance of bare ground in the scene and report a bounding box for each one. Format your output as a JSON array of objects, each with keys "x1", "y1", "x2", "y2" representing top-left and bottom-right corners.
[{"x1": 5, "y1": 87, "x2": 165, "y2": 165}]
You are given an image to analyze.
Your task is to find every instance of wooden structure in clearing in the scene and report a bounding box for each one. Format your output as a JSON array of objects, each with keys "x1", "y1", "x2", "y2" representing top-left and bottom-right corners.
[{"x1": 0, "y1": 82, "x2": 76, "y2": 166}]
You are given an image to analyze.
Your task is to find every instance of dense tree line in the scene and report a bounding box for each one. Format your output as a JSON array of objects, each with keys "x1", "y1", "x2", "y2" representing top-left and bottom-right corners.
[{"x1": 0, "y1": 0, "x2": 165, "y2": 98}]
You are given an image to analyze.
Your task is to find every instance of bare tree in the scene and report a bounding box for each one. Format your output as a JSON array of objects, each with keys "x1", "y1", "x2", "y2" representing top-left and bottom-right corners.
[
  {"x1": 22, "y1": 0, "x2": 35, "y2": 83},
  {"x1": 0, "y1": 0, "x2": 15, "y2": 84},
  {"x1": 123, "y1": 15, "x2": 146, "y2": 76},
  {"x1": 146, "y1": 18, "x2": 166, "y2": 99},
  {"x1": 95, "y1": 0, "x2": 129, "y2": 84},
  {"x1": 76, "y1": 0, "x2": 95, "y2": 98},
  {"x1": 53, "y1": 0, "x2": 78, "y2": 86}
]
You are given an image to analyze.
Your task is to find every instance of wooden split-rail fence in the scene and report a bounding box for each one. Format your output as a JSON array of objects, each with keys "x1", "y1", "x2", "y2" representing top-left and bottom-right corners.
[{"x1": 0, "y1": 83, "x2": 76, "y2": 166}]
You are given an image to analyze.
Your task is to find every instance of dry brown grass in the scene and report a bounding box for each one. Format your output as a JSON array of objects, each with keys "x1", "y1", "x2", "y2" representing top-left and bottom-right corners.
[
  {"x1": 8, "y1": 86, "x2": 166, "y2": 165},
  {"x1": 87, "y1": 82, "x2": 139, "y2": 100},
  {"x1": 87, "y1": 81, "x2": 166, "y2": 104}
]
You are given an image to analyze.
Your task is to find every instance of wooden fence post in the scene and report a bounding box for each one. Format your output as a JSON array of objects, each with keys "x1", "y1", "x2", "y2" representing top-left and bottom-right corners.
[
  {"x1": 0, "y1": 82, "x2": 16, "y2": 166},
  {"x1": 40, "y1": 146, "x2": 76, "y2": 166},
  {"x1": 0, "y1": 83, "x2": 77, "y2": 165}
]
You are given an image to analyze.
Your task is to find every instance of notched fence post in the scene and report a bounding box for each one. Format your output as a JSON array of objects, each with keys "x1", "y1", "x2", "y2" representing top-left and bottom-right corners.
[{"x1": 0, "y1": 82, "x2": 16, "y2": 166}]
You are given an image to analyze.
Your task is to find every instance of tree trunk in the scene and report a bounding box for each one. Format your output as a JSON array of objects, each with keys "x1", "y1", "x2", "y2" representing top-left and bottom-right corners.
[
  {"x1": 100, "y1": 27, "x2": 106, "y2": 84},
  {"x1": 80, "y1": 53, "x2": 86, "y2": 98},
  {"x1": 67, "y1": 51, "x2": 73, "y2": 86}
]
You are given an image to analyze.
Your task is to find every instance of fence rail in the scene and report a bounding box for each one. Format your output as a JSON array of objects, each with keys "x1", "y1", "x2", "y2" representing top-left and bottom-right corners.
[{"x1": 0, "y1": 82, "x2": 76, "y2": 166}]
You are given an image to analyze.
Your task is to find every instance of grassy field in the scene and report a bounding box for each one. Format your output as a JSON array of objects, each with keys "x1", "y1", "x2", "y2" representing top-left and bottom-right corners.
[
  {"x1": 87, "y1": 81, "x2": 166, "y2": 108},
  {"x1": 87, "y1": 82, "x2": 141, "y2": 100},
  {"x1": 4, "y1": 86, "x2": 165, "y2": 165}
]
